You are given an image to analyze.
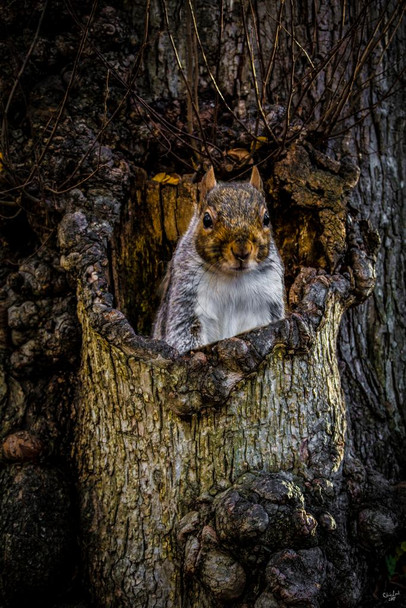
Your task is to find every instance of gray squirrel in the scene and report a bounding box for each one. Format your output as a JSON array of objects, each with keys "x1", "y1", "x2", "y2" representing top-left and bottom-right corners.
[{"x1": 152, "y1": 166, "x2": 285, "y2": 353}]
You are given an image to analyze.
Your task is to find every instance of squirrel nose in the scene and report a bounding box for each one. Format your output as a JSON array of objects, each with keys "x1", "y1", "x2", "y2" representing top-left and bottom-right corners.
[{"x1": 231, "y1": 243, "x2": 252, "y2": 261}]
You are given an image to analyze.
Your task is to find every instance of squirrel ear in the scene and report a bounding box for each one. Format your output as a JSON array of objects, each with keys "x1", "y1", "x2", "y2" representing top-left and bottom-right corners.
[
  {"x1": 250, "y1": 166, "x2": 263, "y2": 192},
  {"x1": 200, "y1": 166, "x2": 217, "y2": 200}
]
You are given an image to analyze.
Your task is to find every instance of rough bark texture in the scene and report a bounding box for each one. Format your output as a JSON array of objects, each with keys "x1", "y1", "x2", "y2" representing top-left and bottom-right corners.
[
  {"x1": 55, "y1": 143, "x2": 380, "y2": 606},
  {"x1": 0, "y1": 1, "x2": 405, "y2": 607}
]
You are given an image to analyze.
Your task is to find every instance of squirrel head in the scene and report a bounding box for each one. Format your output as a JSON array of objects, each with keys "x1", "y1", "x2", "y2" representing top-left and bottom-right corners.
[{"x1": 195, "y1": 167, "x2": 272, "y2": 275}]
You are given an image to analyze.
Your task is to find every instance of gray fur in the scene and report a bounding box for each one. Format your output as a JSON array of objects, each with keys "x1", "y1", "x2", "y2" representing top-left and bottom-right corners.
[{"x1": 152, "y1": 186, "x2": 285, "y2": 353}]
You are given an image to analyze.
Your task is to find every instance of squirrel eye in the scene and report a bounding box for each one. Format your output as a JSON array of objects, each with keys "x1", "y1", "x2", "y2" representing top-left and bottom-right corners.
[
  {"x1": 263, "y1": 211, "x2": 270, "y2": 227},
  {"x1": 203, "y1": 212, "x2": 213, "y2": 229}
]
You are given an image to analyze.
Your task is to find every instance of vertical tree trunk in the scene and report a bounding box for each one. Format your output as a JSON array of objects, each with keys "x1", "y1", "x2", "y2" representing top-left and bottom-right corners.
[
  {"x1": 58, "y1": 144, "x2": 377, "y2": 605},
  {"x1": 0, "y1": 0, "x2": 404, "y2": 606}
]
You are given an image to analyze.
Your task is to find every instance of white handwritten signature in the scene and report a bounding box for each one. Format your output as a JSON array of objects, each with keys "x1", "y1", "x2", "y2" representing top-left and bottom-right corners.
[{"x1": 383, "y1": 590, "x2": 401, "y2": 602}]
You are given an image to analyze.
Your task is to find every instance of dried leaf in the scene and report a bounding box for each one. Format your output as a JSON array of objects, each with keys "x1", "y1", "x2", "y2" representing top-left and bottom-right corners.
[
  {"x1": 165, "y1": 174, "x2": 180, "y2": 185},
  {"x1": 250, "y1": 137, "x2": 268, "y2": 152},
  {"x1": 151, "y1": 172, "x2": 180, "y2": 185},
  {"x1": 152, "y1": 172, "x2": 167, "y2": 182}
]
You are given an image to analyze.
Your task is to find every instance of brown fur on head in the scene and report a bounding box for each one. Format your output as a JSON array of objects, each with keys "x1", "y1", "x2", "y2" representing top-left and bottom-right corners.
[{"x1": 196, "y1": 168, "x2": 271, "y2": 274}]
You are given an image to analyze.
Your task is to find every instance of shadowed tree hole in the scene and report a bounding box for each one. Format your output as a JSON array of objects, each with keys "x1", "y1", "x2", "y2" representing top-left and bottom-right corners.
[{"x1": 110, "y1": 165, "x2": 329, "y2": 339}]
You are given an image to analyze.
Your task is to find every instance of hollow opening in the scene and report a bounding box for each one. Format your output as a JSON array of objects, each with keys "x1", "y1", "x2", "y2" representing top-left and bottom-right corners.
[
  {"x1": 110, "y1": 172, "x2": 196, "y2": 337},
  {"x1": 109, "y1": 163, "x2": 339, "y2": 339},
  {"x1": 271, "y1": 189, "x2": 327, "y2": 295}
]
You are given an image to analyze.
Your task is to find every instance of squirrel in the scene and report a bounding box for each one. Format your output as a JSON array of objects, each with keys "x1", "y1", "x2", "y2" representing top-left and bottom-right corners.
[{"x1": 152, "y1": 166, "x2": 285, "y2": 353}]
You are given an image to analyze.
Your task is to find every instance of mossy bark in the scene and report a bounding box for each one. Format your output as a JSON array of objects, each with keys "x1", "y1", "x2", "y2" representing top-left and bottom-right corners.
[
  {"x1": 64, "y1": 153, "x2": 373, "y2": 606},
  {"x1": 74, "y1": 268, "x2": 347, "y2": 608},
  {"x1": 0, "y1": 1, "x2": 404, "y2": 606}
]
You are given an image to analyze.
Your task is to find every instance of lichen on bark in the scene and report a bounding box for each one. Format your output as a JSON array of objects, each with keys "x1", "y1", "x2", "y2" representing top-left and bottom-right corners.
[
  {"x1": 0, "y1": 1, "x2": 404, "y2": 606},
  {"x1": 54, "y1": 142, "x2": 382, "y2": 607}
]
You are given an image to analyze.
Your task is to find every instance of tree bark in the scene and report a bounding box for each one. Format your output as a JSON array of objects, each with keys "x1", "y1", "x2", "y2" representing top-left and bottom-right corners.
[
  {"x1": 56, "y1": 144, "x2": 376, "y2": 606},
  {"x1": 0, "y1": 1, "x2": 404, "y2": 607}
]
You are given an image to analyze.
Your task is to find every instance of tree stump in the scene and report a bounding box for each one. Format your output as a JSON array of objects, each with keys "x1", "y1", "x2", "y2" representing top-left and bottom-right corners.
[{"x1": 57, "y1": 144, "x2": 379, "y2": 607}]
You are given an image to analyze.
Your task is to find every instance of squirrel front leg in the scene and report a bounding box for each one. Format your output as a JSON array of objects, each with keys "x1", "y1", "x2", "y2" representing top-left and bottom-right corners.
[
  {"x1": 269, "y1": 298, "x2": 284, "y2": 323},
  {"x1": 153, "y1": 262, "x2": 203, "y2": 354}
]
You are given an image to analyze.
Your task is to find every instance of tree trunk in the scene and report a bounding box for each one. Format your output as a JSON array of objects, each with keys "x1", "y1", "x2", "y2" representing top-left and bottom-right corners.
[
  {"x1": 58, "y1": 143, "x2": 377, "y2": 606},
  {"x1": 0, "y1": 1, "x2": 404, "y2": 607}
]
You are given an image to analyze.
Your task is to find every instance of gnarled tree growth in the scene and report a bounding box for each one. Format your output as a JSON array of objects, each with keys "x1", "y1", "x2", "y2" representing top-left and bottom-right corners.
[
  {"x1": 57, "y1": 144, "x2": 380, "y2": 606},
  {"x1": 0, "y1": 1, "x2": 404, "y2": 607}
]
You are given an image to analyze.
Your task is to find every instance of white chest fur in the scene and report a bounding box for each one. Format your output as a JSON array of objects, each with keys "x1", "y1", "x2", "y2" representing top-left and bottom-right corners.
[{"x1": 195, "y1": 266, "x2": 283, "y2": 346}]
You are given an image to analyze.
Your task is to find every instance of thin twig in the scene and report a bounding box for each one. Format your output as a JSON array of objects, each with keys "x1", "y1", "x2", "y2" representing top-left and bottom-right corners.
[
  {"x1": 212, "y1": 0, "x2": 224, "y2": 144},
  {"x1": 280, "y1": 0, "x2": 296, "y2": 146},
  {"x1": 1, "y1": 0, "x2": 49, "y2": 154},
  {"x1": 186, "y1": 0, "x2": 258, "y2": 141},
  {"x1": 323, "y1": 0, "x2": 404, "y2": 138},
  {"x1": 261, "y1": 0, "x2": 285, "y2": 106},
  {"x1": 240, "y1": 0, "x2": 278, "y2": 143},
  {"x1": 29, "y1": 0, "x2": 98, "y2": 181},
  {"x1": 162, "y1": 0, "x2": 212, "y2": 164}
]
